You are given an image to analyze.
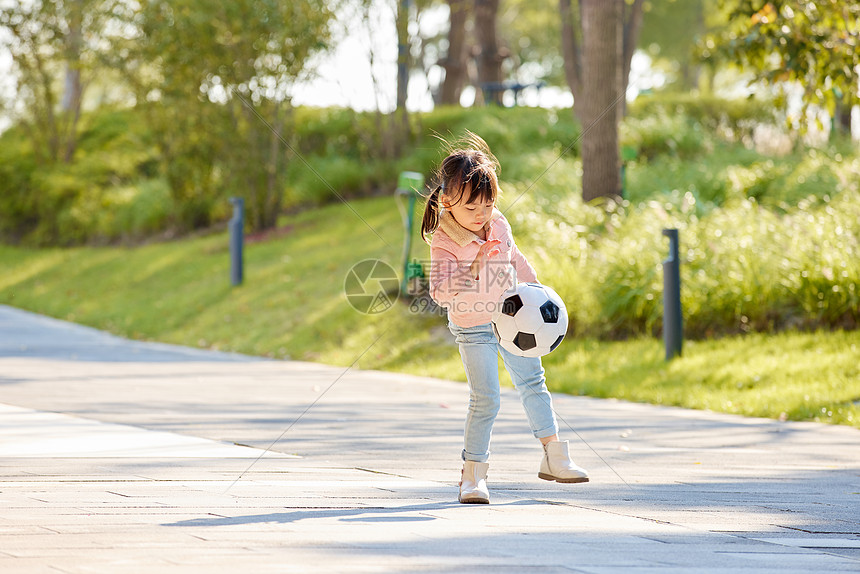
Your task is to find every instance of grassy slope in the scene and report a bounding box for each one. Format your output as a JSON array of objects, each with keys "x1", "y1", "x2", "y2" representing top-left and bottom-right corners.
[{"x1": 1, "y1": 195, "x2": 857, "y2": 428}]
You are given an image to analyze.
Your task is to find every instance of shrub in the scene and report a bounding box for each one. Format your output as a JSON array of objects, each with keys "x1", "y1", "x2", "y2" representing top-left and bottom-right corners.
[
  {"x1": 628, "y1": 93, "x2": 779, "y2": 143},
  {"x1": 0, "y1": 107, "x2": 162, "y2": 245},
  {"x1": 0, "y1": 128, "x2": 39, "y2": 242},
  {"x1": 621, "y1": 109, "x2": 711, "y2": 161},
  {"x1": 625, "y1": 141, "x2": 847, "y2": 210},
  {"x1": 518, "y1": 184, "x2": 859, "y2": 339}
]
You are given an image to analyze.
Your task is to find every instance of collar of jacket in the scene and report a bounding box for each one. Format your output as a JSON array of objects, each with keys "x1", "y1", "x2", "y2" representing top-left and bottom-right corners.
[{"x1": 439, "y1": 208, "x2": 503, "y2": 247}]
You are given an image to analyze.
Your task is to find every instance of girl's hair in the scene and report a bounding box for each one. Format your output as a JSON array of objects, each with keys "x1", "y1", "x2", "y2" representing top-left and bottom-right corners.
[{"x1": 420, "y1": 131, "x2": 500, "y2": 244}]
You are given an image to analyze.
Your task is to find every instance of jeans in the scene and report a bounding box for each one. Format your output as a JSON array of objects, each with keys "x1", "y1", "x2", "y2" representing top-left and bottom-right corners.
[{"x1": 448, "y1": 321, "x2": 559, "y2": 462}]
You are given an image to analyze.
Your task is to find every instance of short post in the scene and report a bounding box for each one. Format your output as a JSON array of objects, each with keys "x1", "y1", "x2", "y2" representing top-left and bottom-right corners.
[
  {"x1": 662, "y1": 229, "x2": 682, "y2": 360},
  {"x1": 396, "y1": 171, "x2": 425, "y2": 295},
  {"x1": 229, "y1": 197, "x2": 244, "y2": 286}
]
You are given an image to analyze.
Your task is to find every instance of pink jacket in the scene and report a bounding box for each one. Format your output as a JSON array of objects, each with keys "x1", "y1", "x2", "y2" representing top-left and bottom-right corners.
[{"x1": 429, "y1": 208, "x2": 538, "y2": 328}]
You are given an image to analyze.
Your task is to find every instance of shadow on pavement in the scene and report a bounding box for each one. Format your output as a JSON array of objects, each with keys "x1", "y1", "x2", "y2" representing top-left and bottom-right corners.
[{"x1": 165, "y1": 500, "x2": 547, "y2": 527}]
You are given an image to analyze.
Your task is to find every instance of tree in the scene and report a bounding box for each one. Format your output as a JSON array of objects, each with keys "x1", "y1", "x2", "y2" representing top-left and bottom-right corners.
[
  {"x1": 638, "y1": 0, "x2": 708, "y2": 91},
  {"x1": 474, "y1": 0, "x2": 504, "y2": 105},
  {"x1": 407, "y1": 0, "x2": 451, "y2": 106},
  {"x1": 396, "y1": 0, "x2": 410, "y2": 121},
  {"x1": 439, "y1": 0, "x2": 470, "y2": 105},
  {"x1": 0, "y1": 0, "x2": 109, "y2": 163},
  {"x1": 498, "y1": 0, "x2": 565, "y2": 88},
  {"x1": 434, "y1": 0, "x2": 577, "y2": 107},
  {"x1": 580, "y1": 0, "x2": 621, "y2": 202},
  {"x1": 108, "y1": 0, "x2": 332, "y2": 231},
  {"x1": 710, "y1": 0, "x2": 860, "y2": 134},
  {"x1": 559, "y1": 0, "x2": 644, "y2": 202}
]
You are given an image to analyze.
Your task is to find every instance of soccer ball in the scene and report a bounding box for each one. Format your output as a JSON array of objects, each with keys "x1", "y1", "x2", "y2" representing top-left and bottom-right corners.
[{"x1": 491, "y1": 282, "x2": 568, "y2": 358}]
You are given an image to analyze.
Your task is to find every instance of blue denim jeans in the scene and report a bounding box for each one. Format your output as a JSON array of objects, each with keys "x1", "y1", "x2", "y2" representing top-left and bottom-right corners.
[{"x1": 448, "y1": 321, "x2": 559, "y2": 462}]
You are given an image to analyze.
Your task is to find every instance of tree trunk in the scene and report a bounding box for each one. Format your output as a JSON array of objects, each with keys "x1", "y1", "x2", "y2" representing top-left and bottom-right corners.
[
  {"x1": 559, "y1": 0, "x2": 583, "y2": 105},
  {"x1": 439, "y1": 0, "x2": 469, "y2": 106},
  {"x1": 396, "y1": 0, "x2": 410, "y2": 132},
  {"x1": 18, "y1": 43, "x2": 59, "y2": 164},
  {"x1": 833, "y1": 96, "x2": 852, "y2": 136},
  {"x1": 62, "y1": 0, "x2": 84, "y2": 162},
  {"x1": 474, "y1": 0, "x2": 503, "y2": 106},
  {"x1": 580, "y1": 0, "x2": 621, "y2": 203}
]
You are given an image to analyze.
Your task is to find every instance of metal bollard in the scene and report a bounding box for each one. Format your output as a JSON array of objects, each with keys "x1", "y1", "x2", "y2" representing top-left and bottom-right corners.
[
  {"x1": 229, "y1": 197, "x2": 244, "y2": 286},
  {"x1": 395, "y1": 171, "x2": 425, "y2": 296},
  {"x1": 662, "y1": 229, "x2": 683, "y2": 360}
]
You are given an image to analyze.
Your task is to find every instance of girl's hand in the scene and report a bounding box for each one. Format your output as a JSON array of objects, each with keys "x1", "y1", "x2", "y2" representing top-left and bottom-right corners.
[{"x1": 470, "y1": 239, "x2": 502, "y2": 280}]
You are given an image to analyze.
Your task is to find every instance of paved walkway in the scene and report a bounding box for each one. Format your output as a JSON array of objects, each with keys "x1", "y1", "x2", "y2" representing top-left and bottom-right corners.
[{"x1": 0, "y1": 304, "x2": 858, "y2": 573}]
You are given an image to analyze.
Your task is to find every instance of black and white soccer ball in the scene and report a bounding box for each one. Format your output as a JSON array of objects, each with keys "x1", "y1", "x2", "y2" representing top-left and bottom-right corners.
[{"x1": 491, "y1": 282, "x2": 568, "y2": 358}]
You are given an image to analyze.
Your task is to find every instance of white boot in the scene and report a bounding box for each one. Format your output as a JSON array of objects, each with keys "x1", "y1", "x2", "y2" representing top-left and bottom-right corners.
[
  {"x1": 459, "y1": 461, "x2": 490, "y2": 504},
  {"x1": 539, "y1": 440, "x2": 589, "y2": 483}
]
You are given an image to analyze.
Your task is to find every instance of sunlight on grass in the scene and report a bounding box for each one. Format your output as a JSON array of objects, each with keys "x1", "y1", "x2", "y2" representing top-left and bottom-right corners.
[
  {"x1": 0, "y1": 247, "x2": 72, "y2": 292},
  {"x1": 541, "y1": 333, "x2": 858, "y2": 427}
]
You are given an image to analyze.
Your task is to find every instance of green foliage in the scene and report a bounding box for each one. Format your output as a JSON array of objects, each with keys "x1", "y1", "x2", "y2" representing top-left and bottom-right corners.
[
  {"x1": 279, "y1": 105, "x2": 581, "y2": 209},
  {"x1": 419, "y1": 106, "x2": 580, "y2": 158},
  {"x1": 624, "y1": 141, "x2": 848, "y2": 211},
  {"x1": 622, "y1": 109, "x2": 711, "y2": 161},
  {"x1": 0, "y1": 107, "x2": 165, "y2": 245},
  {"x1": 708, "y1": 0, "x2": 860, "y2": 127},
  {"x1": 626, "y1": 92, "x2": 779, "y2": 150},
  {"x1": 0, "y1": 128, "x2": 39, "y2": 241},
  {"x1": 293, "y1": 107, "x2": 373, "y2": 158},
  {"x1": 497, "y1": 0, "x2": 565, "y2": 85},
  {"x1": 107, "y1": 0, "x2": 334, "y2": 232},
  {"x1": 521, "y1": 180, "x2": 860, "y2": 339},
  {"x1": 71, "y1": 178, "x2": 174, "y2": 242},
  {"x1": 284, "y1": 156, "x2": 390, "y2": 208},
  {"x1": 639, "y1": 0, "x2": 707, "y2": 63},
  {"x1": 0, "y1": 0, "x2": 113, "y2": 163}
]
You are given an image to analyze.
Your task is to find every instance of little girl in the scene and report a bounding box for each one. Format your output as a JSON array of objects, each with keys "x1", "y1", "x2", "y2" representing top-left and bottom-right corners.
[{"x1": 421, "y1": 133, "x2": 588, "y2": 504}]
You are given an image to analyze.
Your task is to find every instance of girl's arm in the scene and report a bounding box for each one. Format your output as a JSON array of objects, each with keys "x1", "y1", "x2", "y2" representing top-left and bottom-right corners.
[
  {"x1": 504, "y1": 232, "x2": 538, "y2": 283},
  {"x1": 497, "y1": 213, "x2": 538, "y2": 284},
  {"x1": 510, "y1": 242, "x2": 538, "y2": 284}
]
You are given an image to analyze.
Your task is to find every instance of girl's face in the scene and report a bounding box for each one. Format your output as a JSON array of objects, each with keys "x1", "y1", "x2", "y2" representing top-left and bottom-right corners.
[{"x1": 442, "y1": 185, "x2": 495, "y2": 235}]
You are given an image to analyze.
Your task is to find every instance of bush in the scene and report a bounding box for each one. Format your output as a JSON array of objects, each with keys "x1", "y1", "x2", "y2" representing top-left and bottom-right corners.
[
  {"x1": 627, "y1": 93, "x2": 779, "y2": 143},
  {"x1": 419, "y1": 105, "x2": 580, "y2": 160},
  {"x1": 0, "y1": 107, "x2": 162, "y2": 245},
  {"x1": 65, "y1": 178, "x2": 174, "y2": 243},
  {"x1": 292, "y1": 107, "x2": 382, "y2": 161},
  {"x1": 621, "y1": 109, "x2": 711, "y2": 161},
  {"x1": 284, "y1": 156, "x2": 392, "y2": 208},
  {"x1": 519, "y1": 185, "x2": 860, "y2": 339},
  {"x1": 625, "y1": 141, "x2": 847, "y2": 210},
  {"x1": 0, "y1": 128, "x2": 40, "y2": 242}
]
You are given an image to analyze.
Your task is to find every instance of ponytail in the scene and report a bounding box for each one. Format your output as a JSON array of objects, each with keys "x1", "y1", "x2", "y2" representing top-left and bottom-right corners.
[{"x1": 420, "y1": 185, "x2": 443, "y2": 244}]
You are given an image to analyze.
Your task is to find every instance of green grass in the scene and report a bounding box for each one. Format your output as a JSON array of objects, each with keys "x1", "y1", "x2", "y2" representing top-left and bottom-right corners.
[
  {"x1": 0, "y1": 194, "x2": 857, "y2": 429},
  {"x1": 544, "y1": 333, "x2": 859, "y2": 426}
]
